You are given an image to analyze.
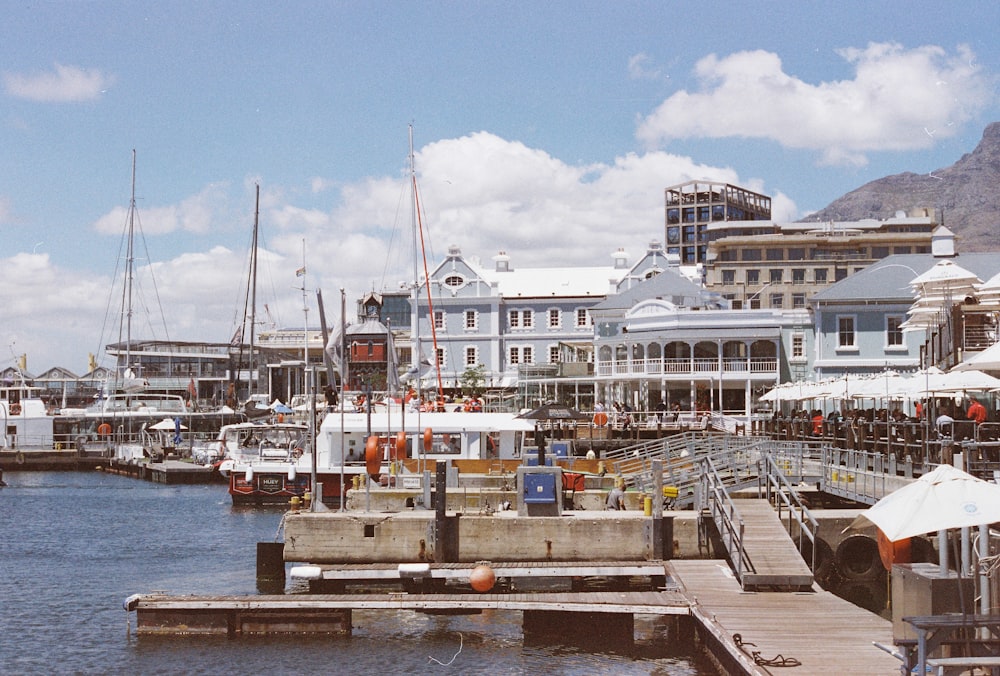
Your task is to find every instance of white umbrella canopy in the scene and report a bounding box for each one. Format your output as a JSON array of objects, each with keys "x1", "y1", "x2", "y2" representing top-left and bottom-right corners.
[
  {"x1": 848, "y1": 464, "x2": 1000, "y2": 541},
  {"x1": 149, "y1": 417, "x2": 187, "y2": 431},
  {"x1": 954, "y1": 341, "x2": 1000, "y2": 372},
  {"x1": 920, "y1": 368, "x2": 1000, "y2": 394}
]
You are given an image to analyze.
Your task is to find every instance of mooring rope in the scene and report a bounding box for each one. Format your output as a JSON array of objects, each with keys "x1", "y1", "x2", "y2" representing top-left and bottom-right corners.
[{"x1": 733, "y1": 633, "x2": 802, "y2": 668}]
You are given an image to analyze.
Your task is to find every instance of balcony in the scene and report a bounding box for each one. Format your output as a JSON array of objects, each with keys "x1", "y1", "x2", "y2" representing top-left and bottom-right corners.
[{"x1": 596, "y1": 357, "x2": 778, "y2": 378}]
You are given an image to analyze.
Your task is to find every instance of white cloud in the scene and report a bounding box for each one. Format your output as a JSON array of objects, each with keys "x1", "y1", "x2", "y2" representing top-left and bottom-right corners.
[
  {"x1": 17, "y1": 132, "x2": 795, "y2": 368},
  {"x1": 3, "y1": 63, "x2": 114, "y2": 102},
  {"x1": 92, "y1": 182, "x2": 230, "y2": 236},
  {"x1": 636, "y1": 43, "x2": 991, "y2": 166}
]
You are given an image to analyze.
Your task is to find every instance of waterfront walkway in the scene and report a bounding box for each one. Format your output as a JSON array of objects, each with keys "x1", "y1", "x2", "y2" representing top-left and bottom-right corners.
[{"x1": 672, "y1": 559, "x2": 899, "y2": 674}]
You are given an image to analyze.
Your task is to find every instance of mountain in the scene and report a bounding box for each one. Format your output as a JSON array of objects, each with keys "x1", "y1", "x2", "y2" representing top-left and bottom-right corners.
[{"x1": 802, "y1": 122, "x2": 1000, "y2": 252}]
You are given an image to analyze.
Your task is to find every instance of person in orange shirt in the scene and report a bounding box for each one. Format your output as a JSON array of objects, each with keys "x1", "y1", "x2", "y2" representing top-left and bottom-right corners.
[{"x1": 967, "y1": 398, "x2": 987, "y2": 425}]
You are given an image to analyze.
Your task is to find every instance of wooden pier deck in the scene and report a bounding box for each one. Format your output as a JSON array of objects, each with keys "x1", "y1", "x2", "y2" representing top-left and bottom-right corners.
[
  {"x1": 671, "y1": 559, "x2": 899, "y2": 674},
  {"x1": 735, "y1": 498, "x2": 814, "y2": 591}
]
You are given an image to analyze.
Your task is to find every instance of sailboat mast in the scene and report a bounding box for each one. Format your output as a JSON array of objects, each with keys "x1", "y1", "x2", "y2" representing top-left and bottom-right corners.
[
  {"x1": 408, "y1": 126, "x2": 419, "y2": 402},
  {"x1": 248, "y1": 184, "x2": 259, "y2": 400},
  {"x1": 124, "y1": 149, "x2": 137, "y2": 380}
]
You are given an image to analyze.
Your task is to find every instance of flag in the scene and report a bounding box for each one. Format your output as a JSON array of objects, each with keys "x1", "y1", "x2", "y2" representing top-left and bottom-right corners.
[
  {"x1": 386, "y1": 329, "x2": 401, "y2": 393},
  {"x1": 295, "y1": 266, "x2": 306, "y2": 277}
]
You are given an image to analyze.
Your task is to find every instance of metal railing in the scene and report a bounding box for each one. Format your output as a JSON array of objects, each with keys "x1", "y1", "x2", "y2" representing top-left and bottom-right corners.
[
  {"x1": 760, "y1": 453, "x2": 819, "y2": 572},
  {"x1": 699, "y1": 454, "x2": 751, "y2": 583}
]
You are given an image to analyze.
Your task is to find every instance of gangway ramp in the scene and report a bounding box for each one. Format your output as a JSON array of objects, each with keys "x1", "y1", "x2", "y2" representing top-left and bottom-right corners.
[{"x1": 730, "y1": 498, "x2": 813, "y2": 591}]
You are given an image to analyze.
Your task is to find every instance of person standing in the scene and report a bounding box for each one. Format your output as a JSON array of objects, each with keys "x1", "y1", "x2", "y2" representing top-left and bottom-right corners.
[{"x1": 967, "y1": 398, "x2": 987, "y2": 425}]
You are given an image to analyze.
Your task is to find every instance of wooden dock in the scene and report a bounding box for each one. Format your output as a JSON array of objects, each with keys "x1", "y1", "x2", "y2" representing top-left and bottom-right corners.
[
  {"x1": 103, "y1": 459, "x2": 216, "y2": 484},
  {"x1": 671, "y1": 559, "x2": 899, "y2": 674},
  {"x1": 735, "y1": 498, "x2": 814, "y2": 591},
  {"x1": 127, "y1": 589, "x2": 688, "y2": 637}
]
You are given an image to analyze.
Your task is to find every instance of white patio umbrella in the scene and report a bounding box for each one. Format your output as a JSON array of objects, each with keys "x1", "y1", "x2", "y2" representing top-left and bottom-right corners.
[
  {"x1": 920, "y1": 368, "x2": 1000, "y2": 394},
  {"x1": 149, "y1": 417, "x2": 187, "y2": 431},
  {"x1": 953, "y1": 341, "x2": 1000, "y2": 372},
  {"x1": 848, "y1": 464, "x2": 1000, "y2": 541}
]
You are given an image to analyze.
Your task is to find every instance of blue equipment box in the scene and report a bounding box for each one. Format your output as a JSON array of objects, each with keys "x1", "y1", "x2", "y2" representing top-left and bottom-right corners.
[{"x1": 523, "y1": 473, "x2": 557, "y2": 504}]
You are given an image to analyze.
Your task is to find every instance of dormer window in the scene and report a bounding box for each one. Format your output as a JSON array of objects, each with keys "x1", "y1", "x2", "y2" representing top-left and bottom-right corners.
[{"x1": 444, "y1": 274, "x2": 464, "y2": 288}]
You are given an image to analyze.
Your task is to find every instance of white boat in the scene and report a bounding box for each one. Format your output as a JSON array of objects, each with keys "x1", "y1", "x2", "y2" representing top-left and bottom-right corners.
[
  {"x1": 0, "y1": 383, "x2": 55, "y2": 450},
  {"x1": 219, "y1": 409, "x2": 534, "y2": 505},
  {"x1": 217, "y1": 420, "x2": 312, "y2": 504}
]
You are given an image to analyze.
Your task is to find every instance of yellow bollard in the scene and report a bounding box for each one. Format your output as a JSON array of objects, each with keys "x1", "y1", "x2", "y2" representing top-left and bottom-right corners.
[
  {"x1": 289, "y1": 496, "x2": 301, "y2": 511},
  {"x1": 643, "y1": 495, "x2": 653, "y2": 516},
  {"x1": 303, "y1": 492, "x2": 312, "y2": 509}
]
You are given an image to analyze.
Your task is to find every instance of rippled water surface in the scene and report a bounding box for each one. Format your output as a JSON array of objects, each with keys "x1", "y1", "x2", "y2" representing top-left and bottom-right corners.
[{"x1": 0, "y1": 471, "x2": 714, "y2": 674}]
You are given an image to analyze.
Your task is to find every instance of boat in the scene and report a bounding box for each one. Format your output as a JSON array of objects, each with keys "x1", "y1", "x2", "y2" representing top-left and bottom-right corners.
[
  {"x1": 0, "y1": 381, "x2": 55, "y2": 451},
  {"x1": 217, "y1": 420, "x2": 311, "y2": 503},
  {"x1": 219, "y1": 407, "x2": 534, "y2": 505}
]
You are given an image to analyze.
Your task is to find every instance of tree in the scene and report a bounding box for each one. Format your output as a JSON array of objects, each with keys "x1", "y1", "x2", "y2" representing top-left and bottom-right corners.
[{"x1": 459, "y1": 363, "x2": 486, "y2": 396}]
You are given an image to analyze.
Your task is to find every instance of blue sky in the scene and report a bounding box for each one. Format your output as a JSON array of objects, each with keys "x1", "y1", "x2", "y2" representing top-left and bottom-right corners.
[{"x1": 2, "y1": 1, "x2": 998, "y2": 372}]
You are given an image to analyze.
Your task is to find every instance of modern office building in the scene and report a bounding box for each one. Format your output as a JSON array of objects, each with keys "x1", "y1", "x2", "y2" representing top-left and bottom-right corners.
[{"x1": 665, "y1": 180, "x2": 771, "y2": 265}]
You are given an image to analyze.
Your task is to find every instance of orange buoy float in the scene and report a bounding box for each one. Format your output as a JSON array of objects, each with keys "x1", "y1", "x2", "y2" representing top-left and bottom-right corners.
[
  {"x1": 593, "y1": 412, "x2": 608, "y2": 427},
  {"x1": 469, "y1": 564, "x2": 496, "y2": 592},
  {"x1": 393, "y1": 431, "x2": 407, "y2": 461},
  {"x1": 423, "y1": 427, "x2": 434, "y2": 452},
  {"x1": 97, "y1": 423, "x2": 112, "y2": 437},
  {"x1": 365, "y1": 435, "x2": 382, "y2": 475}
]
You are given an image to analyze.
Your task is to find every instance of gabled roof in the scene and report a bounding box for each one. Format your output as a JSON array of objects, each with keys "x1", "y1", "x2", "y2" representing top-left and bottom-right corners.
[
  {"x1": 432, "y1": 249, "x2": 624, "y2": 299},
  {"x1": 34, "y1": 367, "x2": 79, "y2": 380},
  {"x1": 590, "y1": 267, "x2": 708, "y2": 311},
  {"x1": 811, "y1": 253, "x2": 1000, "y2": 304}
]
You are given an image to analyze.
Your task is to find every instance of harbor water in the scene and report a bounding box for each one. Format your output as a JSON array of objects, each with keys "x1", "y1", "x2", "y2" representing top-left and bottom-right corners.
[{"x1": 0, "y1": 471, "x2": 714, "y2": 674}]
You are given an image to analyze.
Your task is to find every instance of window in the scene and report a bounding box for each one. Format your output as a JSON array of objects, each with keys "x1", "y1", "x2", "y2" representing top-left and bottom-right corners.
[
  {"x1": 464, "y1": 310, "x2": 477, "y2": 330},
  {"x1": 522, "y1": 310, "x2": 533, "y2": 328},
  {"x1": 549, "y1": 345, "x2": 559, "y2": 363},
  {"x1": 444, "y1": 274, "x2": 464, "y2": 287},
  {"x1": 749, "y1": 298, "x2": 761, "y2": 310},
  {"x1": 887, "y1": 316, "x2": 904, "y2": 347},
  {"x1": 788, "y1": 248, "x2": 805, "y2": 261},
  {"x1": 770, "y1": 293, "x2": 784, "y2": 309},
  {"x1": 871, "y1": 246, "x2": 889, "y2": 259},
  {"x1": 766, "y1": 248, "x2": 783, "y2": 261},
  {"x1": 769, "y1": 269, "x2": 783, "y2": 284},
  {"x1": 792, "y1": 293, "x2": 806, "y2": 309},
  {"x1": 814, "y1": 268, "x2": 828, "y2": 285},
  {"x1": 838, "y1": 316, "x2": 856, "y2": 348},
  {"x1": 792, "y1": 269, "x2": 806, "y2": 285},
  {"x1": 576, "y1": 309, "x2": 589, "y2": 327},
  {"x1": 434, "y1": 311, "x2": 445, "y2": 330},
  {"x1": 548, "y1": 309, "x2": 560, "y2": 328},
  {"x1": 742, "y1": 249, "x2": 761, "y2": 262},
  {"x1": 835, "y1": 267, "x2": 848, "y2": 282},
  {"x1": 721, "y1": 270, "x2": 735, "y2": 285},
  {"x1": 508, "y1": 346, "x2": 533, "y2": 366},
  {"x1": 746, "y1": 269, "x2": 760, "y2": 285},
  {"x1": 893, "y1": 246, "x2": 912, "y2": 255},
  {"x1": 435, "y1": 347, "x2": 445, "y2": 367},
  {"x1": 465, "y1": 346, "x2": 478, "y2": 367},
  {"x1": 791, "y1": 334, "x2": 805, "y2": 359},
  {"x1": 508, "y1": 310, "x2": 519, "y2": 329}
]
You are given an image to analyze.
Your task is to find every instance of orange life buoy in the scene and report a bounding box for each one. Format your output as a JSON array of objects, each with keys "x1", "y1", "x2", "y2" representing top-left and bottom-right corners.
[
  {"x1": 393, "y1": 431, "x2": 407, "y2": 461},
  {"x1": 593, "y1": 412, "x2": 609, "y2": 427},
  {"x1": 97, "y1": 423, "x2": 112, "y2": 437},
  {"x1": 10, "y1": 403, "x2": 20, "y2": 416},
  {"x1": 423, "y1": 427, "x2": 433, "y2": 452},
  {"x1": 365, "y1": 435, "x2": 381, "y2": 475}
]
